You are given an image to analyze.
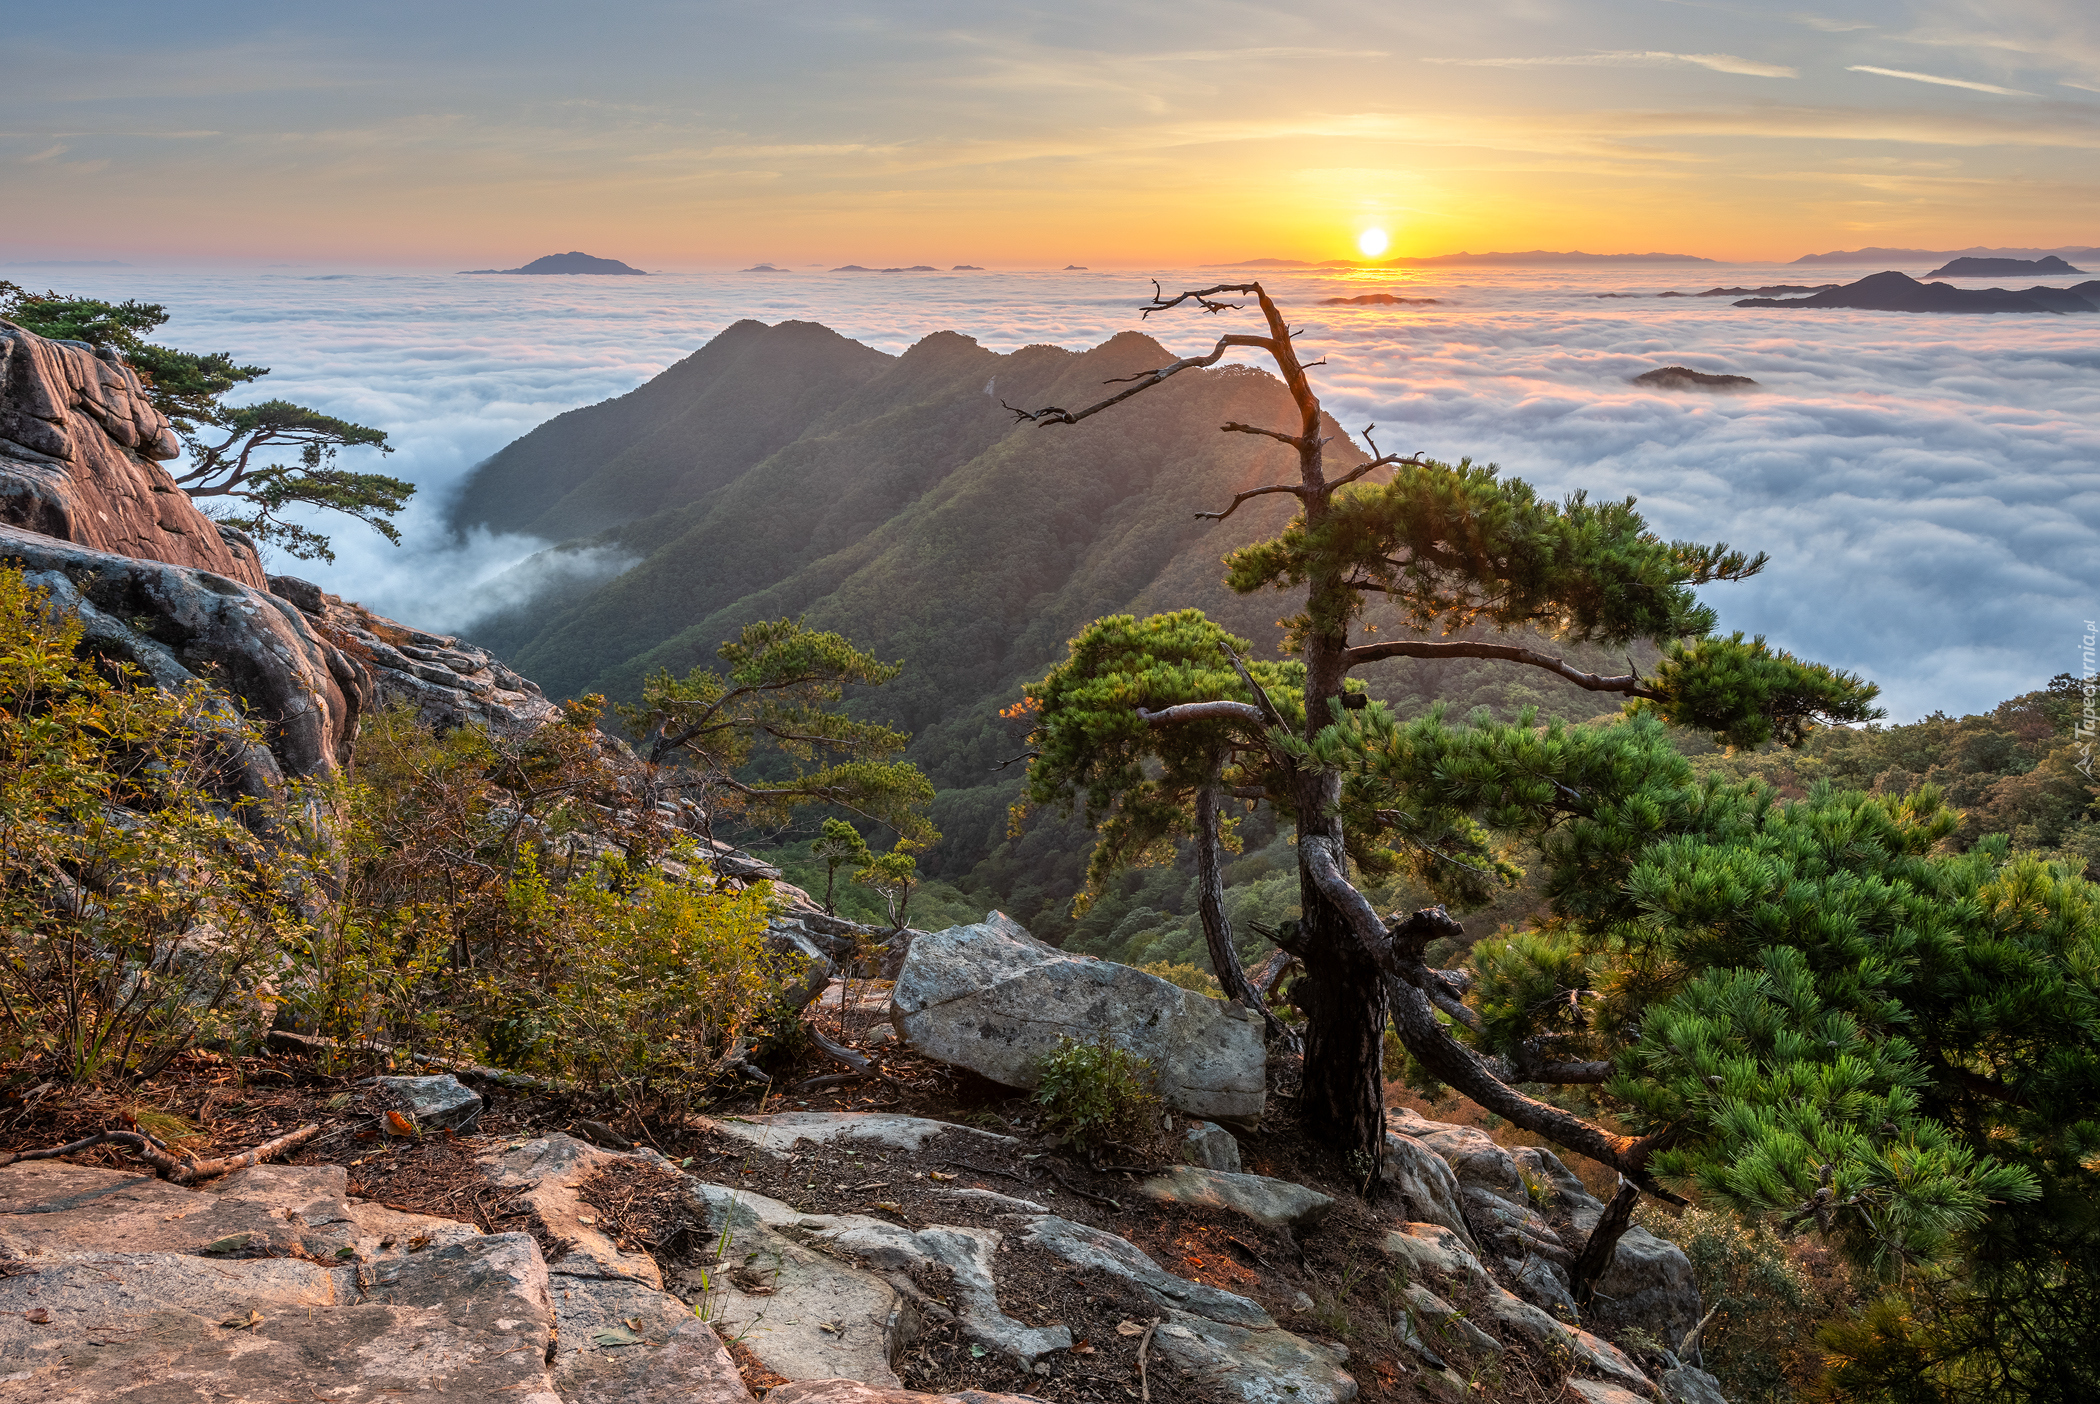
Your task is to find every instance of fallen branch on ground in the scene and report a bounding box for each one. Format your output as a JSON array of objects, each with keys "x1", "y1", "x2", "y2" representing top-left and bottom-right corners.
[{"x1": 0, "y1": 1123, "x2": 321, "y2": 1185}]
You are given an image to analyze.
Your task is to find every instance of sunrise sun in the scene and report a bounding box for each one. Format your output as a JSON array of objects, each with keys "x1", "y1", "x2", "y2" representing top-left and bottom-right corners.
[{"x1": 1357, "y1": 228, "x2": 1389, "y2": 258}]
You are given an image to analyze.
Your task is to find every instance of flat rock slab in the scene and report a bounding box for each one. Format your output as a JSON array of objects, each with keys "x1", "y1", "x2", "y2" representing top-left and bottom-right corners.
[
  {"x1": 705, "y1": 1111, "x2": 1016, "y2": 1157},
  {"x1": 800, "y1": 1217, "x2": 1070, "y2": 1365},
  {"x1": 683, "y1": 1180, "x2": 913, "y2": 1388},
  {"x1": 1147, "y1": 1311, "x2": 1358, "y2": 1404},
  {"x1": 891, "y1": 913, "x2": 1265, "y2": 1125},
  {"x1": 0, "y1": 1160, "x2": 475, "y2": 1265},
  {"x1": 0, "y1": 1234, "x2": 559, "y2": 1403},
  {"x1": 1136, "y1": 1165, "x2": 1335, "y2": 1230}
]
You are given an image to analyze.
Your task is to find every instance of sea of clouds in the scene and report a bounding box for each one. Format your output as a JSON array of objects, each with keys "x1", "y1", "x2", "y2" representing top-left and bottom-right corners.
[{"x1": 12, "y1": 261, "x2": 2096, "y2": 721}]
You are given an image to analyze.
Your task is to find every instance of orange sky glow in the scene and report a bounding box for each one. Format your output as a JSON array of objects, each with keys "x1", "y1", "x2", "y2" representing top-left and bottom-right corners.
[{"x1": 4, "y1": 1, "x2": 2098, "y2": 267}]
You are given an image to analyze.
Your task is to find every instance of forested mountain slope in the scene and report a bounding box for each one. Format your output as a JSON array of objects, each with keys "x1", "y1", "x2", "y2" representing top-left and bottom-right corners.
[
  {"x1": 452, "y1": 319, "x2": 1649, "y2": 897},
  {"x1": 453, "y1": 318, "x2": 890, "y2": 539}
]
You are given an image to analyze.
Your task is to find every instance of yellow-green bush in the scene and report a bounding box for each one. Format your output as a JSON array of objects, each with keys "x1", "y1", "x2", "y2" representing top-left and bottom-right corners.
[{"x1": 0, "y1": 568, "x2": 310, "y2": 1082}]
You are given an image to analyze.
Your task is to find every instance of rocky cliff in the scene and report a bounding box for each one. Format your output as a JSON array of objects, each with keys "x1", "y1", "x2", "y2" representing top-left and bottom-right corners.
[
  {"x1": 0, "y1": 320, "x2": 554, "y2": 788},
  {"x1": 0, "y1": 320, "x2": 268, "y2": 586}
]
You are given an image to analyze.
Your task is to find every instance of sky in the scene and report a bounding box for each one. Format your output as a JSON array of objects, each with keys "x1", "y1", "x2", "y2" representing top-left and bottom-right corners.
[{"x1": 4, "y1": 0, "x2": 2100, "y2": 266}]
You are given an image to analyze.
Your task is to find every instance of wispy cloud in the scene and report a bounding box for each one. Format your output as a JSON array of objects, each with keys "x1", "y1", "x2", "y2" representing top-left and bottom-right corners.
[
  {"x1": 1848, "y1": 65, "x2": 2037, "y2": 97},
  {"x1": 1426, "y1": 51, "x2": 1797, "y2": 79}
]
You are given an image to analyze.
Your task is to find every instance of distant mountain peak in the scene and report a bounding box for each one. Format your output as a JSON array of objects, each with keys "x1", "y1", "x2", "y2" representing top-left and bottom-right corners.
[{"x1": 459, "y1": 252, "x2": 648, "y2": 276}]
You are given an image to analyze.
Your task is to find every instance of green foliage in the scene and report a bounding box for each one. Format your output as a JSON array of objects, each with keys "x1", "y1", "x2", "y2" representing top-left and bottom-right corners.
[
  {"x1": 179, "y1": 401, "x2": 409, "y2": 563},
  {"x1": 0, "y1": 281, "x2": 405, "y2": 563},
  {"x1": 1023, "y1": 609, "x2": 1301, "y2": 904},
  {"x1": 620, "y1": 617, "x2": 935, "y2": 844},
  {"x1": 1813, "y1": 1182, "x2": 2100, "y2": 1404},
  {"x1": 0, "y1": 568, "x2": 310, "y2": 1082},
  {"x1": 812, "y1": 817, "x2": 871, "y2": 915},
  {"x1": 1222, "y1": 457, "x2": 1761, "y2": 647},
  {"x1": 1032, "y1": 1033, "x2": 1164, "y2": 1153},
  {"x1": 854, "y1": 842, "x2": 920, "y2": 930},
  {"x1": 1643, "y1": 633, "x2": 1884, "y2": 748},
  {"x1": 1702, "y1": 674, "x2": 2098, "y2": 871}
]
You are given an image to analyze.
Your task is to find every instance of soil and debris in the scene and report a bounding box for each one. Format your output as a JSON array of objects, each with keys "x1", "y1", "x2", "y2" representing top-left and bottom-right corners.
[{"x1": 1, "y1": 989, "x2": 1588, "y2": 1402}]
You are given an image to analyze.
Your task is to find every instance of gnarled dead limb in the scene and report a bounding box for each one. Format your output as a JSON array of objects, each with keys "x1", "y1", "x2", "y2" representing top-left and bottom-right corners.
[
  {"x1": 1135, "y1": 700, "x2": 1267, "y2": 728},
  {"x1": 0, "y1": 1123, "x2": 320, "y2": 1185},
  {"x1": 1004, "y1": 331, "x2": 1275, "y2": 429},
  {"x1": 1194, "y1": 481, "x2": 1304, "y2": 522},
  {"x1": 807, "y1": 1024, "x2": 900, "y2": 1086},
  {"x1": 1341, "y1": 638, "x2": 1658, "y2": 699}
]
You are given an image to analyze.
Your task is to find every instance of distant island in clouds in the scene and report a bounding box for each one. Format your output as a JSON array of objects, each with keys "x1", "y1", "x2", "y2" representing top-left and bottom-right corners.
[
  {"x1": 1790, "y1": 245, "x2": 2100, "y2": 267},
  {"x1": 459, "y1": 252, "x2": 648, "y2": 275},
  {"x1": 1924, "y1": 255, "x2": 2084, "y2": 278},
  {"x1": 1736, "y1": 270, "x2": 2100, "y2": 314}
]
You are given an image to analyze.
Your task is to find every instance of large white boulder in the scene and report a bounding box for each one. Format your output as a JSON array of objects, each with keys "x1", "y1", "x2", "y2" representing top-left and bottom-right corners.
[{"x1": 891, "y1": 912, "x2": 1265, "y2": 1125}]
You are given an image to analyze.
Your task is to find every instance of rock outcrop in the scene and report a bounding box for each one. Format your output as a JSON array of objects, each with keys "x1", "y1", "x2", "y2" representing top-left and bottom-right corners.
[
  {"x1": 266, "y1": 573, "x2": 561, "y2": 736},
  {"x1": 1, "y1": 523, "x2": 364, "y2": 790},
  {"x1": 891, "y1": 912, "x2": 1266, "y2": 1125},
  {"x1": 1391, "y1": 1108, "x2": 1702, "y2": 1353},
  {"x1": 1, "y1": 322, "x2": 267, "y2": 587}
]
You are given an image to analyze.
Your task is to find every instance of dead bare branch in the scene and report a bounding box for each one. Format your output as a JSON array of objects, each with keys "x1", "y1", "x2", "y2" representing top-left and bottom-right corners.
[
  {"x1": 1194, "y1": 482, "x2": 1305, "y2": 523},
  {"x1": 1343, "y1": 638, "x2": 1659, "y2": 698},
  {"x1": 0, "y1": 1123, "x2": 321, "y2": 1185}
]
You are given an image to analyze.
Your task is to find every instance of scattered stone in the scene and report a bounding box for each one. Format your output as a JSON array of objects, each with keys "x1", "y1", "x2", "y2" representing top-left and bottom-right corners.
[
  {"x1": 1181, "y1": 1120, "x2": 1243, "y2": 1172},
  {"x1": 678, "y1": 1178, "x2": 914, "y2": 1387},
  {"x1": 1145, "y1": 1311, "x2": 1357, "y2": 1404},
  {"x1": 1513, "y1": 1252, "x2": 1579, "y2": 1320},
  {"x1": 1, "y1": 525, "x2": 362, "y2": 791},
  {"x1": 891, "y1": 912, "x2": 1265, "y2": 1124},
  {"x1": 1136, "y1": 1165, "x2": 1335, "y2": 1230},
  {"x1": 799, "y1": 1216, "x2": 1072, "y2": 1365},
  {"x1": 0, "y1": 1232, "x2": 559, "y2": 1403},
  {"x1": 0, "y1": 1160, "x2": 475, "y2": 1265},
  {"x1": 270, "y1": 578, "x2": 560, "y2": 737},
  {"x1": 1021, "y1": 1216, "x2": 1356, "y2": 1402},
  {"x1": 1567, "y1": 1381, "x2": 1653, "y2": 1404},
  {"x1": 368, "y1": 1073, "x2": 483, "y2": 1129},
  {"x1": 1398, "y1": 1121, "x2": 1569, "y2": 1265},
  {"x1": 1399, "y1": 1281, "x2": 1502, "y2": 1360},
  {"x1": 1514, "y1": 1145, "x2": 1701, "y2": 1348}
]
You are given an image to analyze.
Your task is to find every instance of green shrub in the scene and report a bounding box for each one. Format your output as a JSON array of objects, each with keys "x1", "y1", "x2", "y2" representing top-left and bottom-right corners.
[{"x1": 1033, "y1": 1034, "x2": 1163, "y2": 1153}]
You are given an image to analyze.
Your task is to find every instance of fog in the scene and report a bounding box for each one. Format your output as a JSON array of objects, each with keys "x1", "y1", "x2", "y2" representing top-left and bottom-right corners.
[{"x1": 18, "y1": 261, "x2": 2096, "y2": 721}]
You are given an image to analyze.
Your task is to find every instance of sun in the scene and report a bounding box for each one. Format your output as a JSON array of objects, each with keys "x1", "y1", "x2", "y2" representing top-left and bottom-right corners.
[{"x1": 1357, "y1": 227, "x2": 1390, "y2": 258}]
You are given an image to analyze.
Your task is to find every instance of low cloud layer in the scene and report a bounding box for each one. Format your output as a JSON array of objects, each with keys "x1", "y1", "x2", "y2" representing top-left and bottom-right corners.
[{"x1": 56, "y1": 263, "x2": 2100, "y2": 721}]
